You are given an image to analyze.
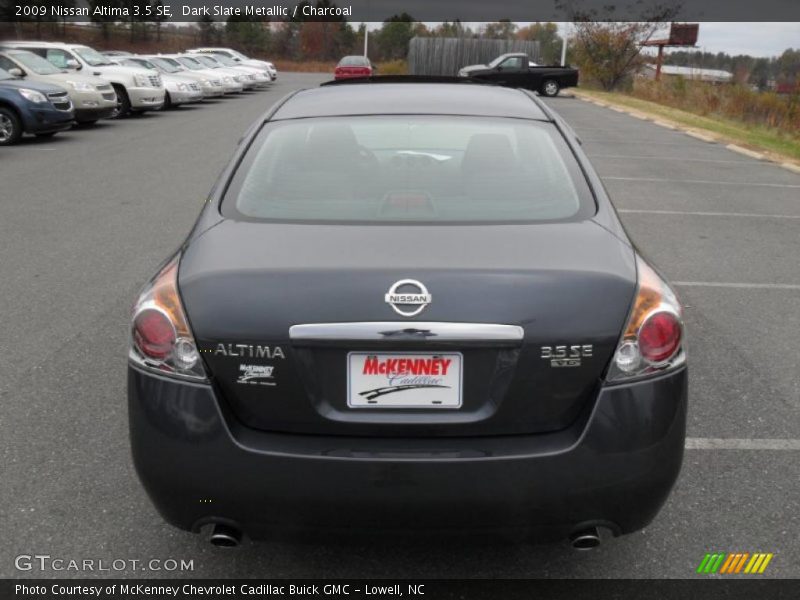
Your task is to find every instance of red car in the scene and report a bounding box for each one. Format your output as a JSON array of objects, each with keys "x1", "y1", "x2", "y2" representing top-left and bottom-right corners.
[{"x1": 334, "y1": 55, "x2": 373, "y2": 80}]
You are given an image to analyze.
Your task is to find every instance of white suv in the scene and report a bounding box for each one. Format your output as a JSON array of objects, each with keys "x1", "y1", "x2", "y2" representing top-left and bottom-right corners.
[
  {"x1": 186, "y1": 47, "x2": 277, "y2": 80},
  {"x1": 5, "y1": 42, "x2": 165, "y2": 117}
]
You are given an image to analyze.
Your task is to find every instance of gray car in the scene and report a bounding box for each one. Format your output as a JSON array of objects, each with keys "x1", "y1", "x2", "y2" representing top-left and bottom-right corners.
[{"x1": 128, "y1": 78, "x2": 687, "y2": 549}]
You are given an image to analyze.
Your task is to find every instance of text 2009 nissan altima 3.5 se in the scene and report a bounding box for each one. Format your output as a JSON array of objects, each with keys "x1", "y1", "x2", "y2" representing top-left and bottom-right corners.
[{"x1": 128, "y1": 78, "x2": 687, "y2": 549}]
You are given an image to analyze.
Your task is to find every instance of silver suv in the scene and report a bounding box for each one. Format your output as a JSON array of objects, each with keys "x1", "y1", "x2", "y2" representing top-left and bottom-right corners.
[
  {"x1": 162, "y1": 55, "x2": 243, "y2": 94},
  {"x1": 186, "y1": 47, "x2": 277, "y2": 80},
  {"x1": 4, "y1": 42, "x2": 165, "y2": 117},
  {"x1": 143, "y1": 56, "x2": 225, "y2": 98},
  {"x1": 110, "y1": 56, "x2": 204, "y2": 108},
  {"x1": 0, "y1": 49, "x2": 116, "y2": 123}
]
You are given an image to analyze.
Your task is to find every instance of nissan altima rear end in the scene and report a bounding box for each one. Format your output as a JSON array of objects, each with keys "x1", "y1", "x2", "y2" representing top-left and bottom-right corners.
[{"x1": 128, "y1": 81, "x2": 687, "y2": 548}]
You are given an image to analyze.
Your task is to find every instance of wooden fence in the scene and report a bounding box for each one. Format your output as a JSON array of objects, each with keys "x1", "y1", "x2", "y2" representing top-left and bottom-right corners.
[{"x1": 407, "y1": 37, "x2": 541, "y2": 76}]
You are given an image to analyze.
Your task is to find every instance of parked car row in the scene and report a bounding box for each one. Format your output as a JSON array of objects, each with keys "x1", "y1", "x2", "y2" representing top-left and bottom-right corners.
[{"x1": 0, "y1": 42, "x2": 278, "y2": 146}]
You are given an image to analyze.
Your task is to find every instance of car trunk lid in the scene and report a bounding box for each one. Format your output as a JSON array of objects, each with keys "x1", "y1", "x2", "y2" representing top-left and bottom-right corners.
[{"x1": 179, "y1": 220, "x2": 636, "y2": 436}]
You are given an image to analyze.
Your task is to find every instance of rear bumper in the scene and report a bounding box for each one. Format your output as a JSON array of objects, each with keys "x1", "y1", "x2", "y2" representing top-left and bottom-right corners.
[{"x1": 129, "y1": 365, "x2": 687, "y2": 541}]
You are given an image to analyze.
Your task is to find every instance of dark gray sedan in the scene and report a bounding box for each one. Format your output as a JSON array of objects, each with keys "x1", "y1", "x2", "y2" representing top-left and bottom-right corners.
[{"x1": 128, "y1": 79, "x2": 687, "y2": 549}]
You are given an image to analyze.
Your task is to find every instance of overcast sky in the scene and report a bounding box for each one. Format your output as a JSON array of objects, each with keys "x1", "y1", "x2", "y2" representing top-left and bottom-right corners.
[
  {"x1": 553, "y1": 22, "x2": 799, "y2": 57},
  {"x1": 364, "y1": 22, "x2": 799, "y2": 58},
  {"x1": 680, "y1": 22, "x2": 800, "y2": 57}
]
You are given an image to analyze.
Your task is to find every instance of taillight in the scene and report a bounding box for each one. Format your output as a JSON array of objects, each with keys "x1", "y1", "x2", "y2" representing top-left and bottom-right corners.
[
  {"x1": 639, "y1": 311, "x2": 681, "y2": 364},
  {"x1": 607, "y1": 256, "x2": 685, "y2": 382},
  {"x1": 129, "y1": 255, "x2": 206, "y2": 381},
  {"x1": 133, "y1": 308, "x2": 175, "y2": 360}
]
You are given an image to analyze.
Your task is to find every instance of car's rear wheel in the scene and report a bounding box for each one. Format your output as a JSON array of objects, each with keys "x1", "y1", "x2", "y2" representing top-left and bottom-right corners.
[
  {"x1": 111, "y1": 85, "x2": 131, "y2": 118},
  {"x1": 541, "y1": 79, "x2": 560, "y2": 97},
  {"x1": 0, "y1": 107, "x2": 22, "y2": 146}
]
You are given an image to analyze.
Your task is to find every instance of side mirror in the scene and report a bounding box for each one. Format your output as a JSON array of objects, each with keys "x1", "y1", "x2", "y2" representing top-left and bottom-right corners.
[
  {"x1": 65, "y1": 59, "x2": 80, "y2": 70},
  {"x1": 8, "y1": 67, "x2": 23, "y2": 77}
]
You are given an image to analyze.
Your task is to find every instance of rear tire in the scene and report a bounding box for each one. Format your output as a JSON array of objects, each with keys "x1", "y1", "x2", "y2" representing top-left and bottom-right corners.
[
  {"x1": 541, "y1": 79, "x2": 560, "y2": 97},
  {"x1": 0, "y1": 107, "x2": 22, "y2": 146},
  {"x1": 111, "y1": 85, "x2": 131, "y2": 118}
]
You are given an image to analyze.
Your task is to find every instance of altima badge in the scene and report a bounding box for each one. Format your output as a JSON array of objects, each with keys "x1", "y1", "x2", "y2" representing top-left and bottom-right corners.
[{"x1": 385, "y1": 279, "x2": 431, "y2": 317}]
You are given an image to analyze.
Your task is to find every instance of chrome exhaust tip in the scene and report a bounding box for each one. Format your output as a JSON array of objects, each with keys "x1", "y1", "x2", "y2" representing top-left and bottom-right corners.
[
  {"x1": 208, "y1": 523, "x2": 242, "y2": 548},
  {"x1": 570, "y1": 526, "x2": 601, "y2": 550}
]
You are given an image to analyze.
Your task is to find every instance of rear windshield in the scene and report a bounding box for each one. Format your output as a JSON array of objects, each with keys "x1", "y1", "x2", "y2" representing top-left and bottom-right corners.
[
  {"x1": 223, "y1": 116, "x2": 594, "y2": 224},
  {"x1": 339, "y1": 56, "x2": 369, "y2": 66}
]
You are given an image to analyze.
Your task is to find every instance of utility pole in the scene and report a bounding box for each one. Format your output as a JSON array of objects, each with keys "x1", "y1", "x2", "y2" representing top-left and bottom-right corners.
[
  {"x1": 363, "y1": 0, "x2": 370, "y2": 58},
  {"x1": 560, "y1": 24, "x2": 568, "y2": 66}
]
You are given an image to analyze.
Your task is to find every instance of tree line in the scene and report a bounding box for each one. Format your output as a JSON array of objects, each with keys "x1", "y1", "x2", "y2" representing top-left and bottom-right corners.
[{"x1": 662, "y1": 49, "x2": 800, "y2": 89}]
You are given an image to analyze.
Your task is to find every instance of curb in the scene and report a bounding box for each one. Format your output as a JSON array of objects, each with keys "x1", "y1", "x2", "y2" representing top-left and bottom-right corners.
[
  {"x1": 726, "y1": 144, "x2": 765, "y2": 160},
  {"x1": 685, "y1": 130, "x2": 716, "y2": 143},
  {"x1": 573, "y1": 93, "x2": 800, "y2": 175}
]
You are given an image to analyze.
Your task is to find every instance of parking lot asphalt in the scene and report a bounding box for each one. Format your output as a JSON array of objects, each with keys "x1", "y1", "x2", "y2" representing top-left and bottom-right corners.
[{"x1": 1, "y1": 73, "x2": 798, "y2": 579}]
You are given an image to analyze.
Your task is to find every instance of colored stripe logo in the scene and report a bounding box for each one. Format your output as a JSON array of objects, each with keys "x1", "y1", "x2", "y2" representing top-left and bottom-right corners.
[{"x1": 697, "y1": 552, "x2": 773, "y2": 574}]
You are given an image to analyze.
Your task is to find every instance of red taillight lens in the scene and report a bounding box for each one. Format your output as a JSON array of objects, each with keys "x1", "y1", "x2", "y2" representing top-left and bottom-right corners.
[
  {"x1": 607, "y1": 256, "x2": 685, "y2": 381},
  {"x1": 130, "y1": 255, "x2": 206, "y2": 381},
  {"x1": 133, "y1": 308, "x2": 176, "y2": 360},
  {"x1": 638, "y1": 311, "x2": 681, "y2": 364}
]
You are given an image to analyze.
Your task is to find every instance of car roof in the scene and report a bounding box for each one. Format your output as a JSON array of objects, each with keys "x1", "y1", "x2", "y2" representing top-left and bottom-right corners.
[{"x1": 271, "y1": 83, "x2": 549, "y2": 121}]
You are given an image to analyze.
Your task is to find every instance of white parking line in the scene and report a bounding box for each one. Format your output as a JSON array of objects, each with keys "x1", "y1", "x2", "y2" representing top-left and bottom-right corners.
[
  {"x1": 604, "y1": 176, "x2": 800, "y2": 188},
  {"x1": 618, "y1": 209, "x2": 800, "y2": 220},
  {"x1": 589, "y1": 155, "x2": 751, "y2": 164},
  {"x1": 686, "y1": 438, "x2": 800, "y2": 450},
  {"x1": 582, "y1": 140, "x2": 696, "y2": 145},
  {"x1": 674, "y1": 282, "x2": 800, "y2": 291}
]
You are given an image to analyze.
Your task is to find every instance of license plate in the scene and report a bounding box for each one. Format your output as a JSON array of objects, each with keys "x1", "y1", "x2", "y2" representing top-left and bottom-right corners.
[{"x1": 347, "y1": 352, "x2": 463, "y2": 408}]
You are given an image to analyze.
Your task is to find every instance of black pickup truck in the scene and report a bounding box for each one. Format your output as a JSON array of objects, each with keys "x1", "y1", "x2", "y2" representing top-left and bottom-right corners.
[{"x1": 458, "y1": 53, "x2": 579, "y2": 96}]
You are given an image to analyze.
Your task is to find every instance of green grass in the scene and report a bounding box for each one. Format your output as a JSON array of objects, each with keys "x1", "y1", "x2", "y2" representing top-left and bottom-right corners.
[{"x1": 575, "y1": 88, "x2": 800, "y2": 162}]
